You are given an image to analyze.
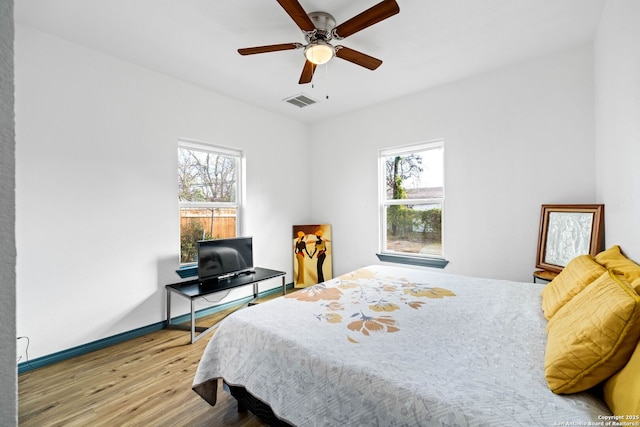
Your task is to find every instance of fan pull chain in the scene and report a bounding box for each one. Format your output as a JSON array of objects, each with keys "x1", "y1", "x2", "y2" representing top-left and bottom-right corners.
[
  {"x1": 325, "y1": 62, "x2": 329, "y2": 100},
  {"x1": 310, "y1": 64, "x2": 315, "y2": 89}
]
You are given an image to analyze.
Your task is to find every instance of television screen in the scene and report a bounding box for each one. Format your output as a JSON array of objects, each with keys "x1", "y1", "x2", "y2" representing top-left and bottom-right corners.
[{"x1": 197, "y1": 237, "x2": 253, "y2": 282}]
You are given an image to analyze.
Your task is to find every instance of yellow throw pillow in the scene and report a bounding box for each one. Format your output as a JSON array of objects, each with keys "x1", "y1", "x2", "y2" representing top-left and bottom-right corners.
[
  {"x1": 540, "y1": 255, "x2": 606, "y2": 320},
  {"x1": 595, "y1": 245, "x2": 640, "y2": 283},
  {"x1": 604, "y1": 338, "x2": 640, "y2": 417},
  {"x1": 545, "y1": 269, "x2": 640, "y2": 394}
]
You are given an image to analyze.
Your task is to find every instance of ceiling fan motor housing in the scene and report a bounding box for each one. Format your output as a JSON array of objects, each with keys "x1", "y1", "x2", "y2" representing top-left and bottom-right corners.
[
  {"x1": 303, "y1": 12, "x2": 337, "y2": 65},
  {"x1": 307, "y1": 12, "x2": 336, "y2": 42}
]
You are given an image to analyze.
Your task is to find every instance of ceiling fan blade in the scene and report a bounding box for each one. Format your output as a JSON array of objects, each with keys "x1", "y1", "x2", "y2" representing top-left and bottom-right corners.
[
  {"x1": 299, "y1": 60, "x2": 317, "y2": 84},
  {"x1": 276, "y1": 0, "x2": 316, "y2": 33},
  {"x1": 333, "y1": 0, "x2": 400, "y2": 39},
  {"x1": 335, "y1": 46, "x2": 383, "y2": 70},
  {"x1": 238, "y1": 43, "x2": 301, "y2": 55}
]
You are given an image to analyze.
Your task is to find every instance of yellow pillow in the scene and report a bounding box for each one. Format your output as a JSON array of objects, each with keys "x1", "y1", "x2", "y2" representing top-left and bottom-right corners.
[
  {"x1": 604, "y1": 338, "x2": 640, "y2": 417},
  {"x1": 540, "y1": 255, "x2": 605, "y2": 320},
  {"x1": 544, "y1": 269, "x2": 640, "y2": 394},
  {"x1": 595, "y1": 245, "x2": 640, "y2": 283}
]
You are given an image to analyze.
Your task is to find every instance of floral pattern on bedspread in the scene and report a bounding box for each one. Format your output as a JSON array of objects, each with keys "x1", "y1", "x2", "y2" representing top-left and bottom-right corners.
[
  {"x1": 193, "y1": 265, "x2": 612, "y2": 426},
  {"x1": 285, "y1": 268, "x2": 455, "y2": 341}
]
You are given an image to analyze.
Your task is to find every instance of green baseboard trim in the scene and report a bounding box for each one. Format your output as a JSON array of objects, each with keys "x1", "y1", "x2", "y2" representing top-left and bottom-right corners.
[
  {"x1": 17, "y1": 322, "x2": 165, "y2": 374},
  {"x1": 18, "y1": 283, "x2": 293, "y2": 374}
]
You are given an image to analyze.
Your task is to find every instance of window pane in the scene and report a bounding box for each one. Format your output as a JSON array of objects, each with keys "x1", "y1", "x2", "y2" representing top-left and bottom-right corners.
[
  {"x1": 178, "y1": 147, "x2": 237, "y2": 203},
  {"x1": 179, "y1": 207, "x2": 237, "y2": 263},
  {"x1": 178, "y1": 141, "x2": 241, "y2": 265},
  {"x1": 385, "y1": 203, "x2": 442, "y2": 257},
  {"x1": 380, "y1": 141, "x2": 444, "y2": 259},
  {"x1": 384, "y1": 146, "x2": 443, "y2": 201}
]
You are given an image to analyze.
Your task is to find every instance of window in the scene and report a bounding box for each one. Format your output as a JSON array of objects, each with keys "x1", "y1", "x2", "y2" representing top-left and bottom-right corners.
[
  {"x1": 178, "y1": 140, "x2": 243, "y2": 264},
  {"x1": 378, "y1": 140, "x2": 447, "y2": 268}
]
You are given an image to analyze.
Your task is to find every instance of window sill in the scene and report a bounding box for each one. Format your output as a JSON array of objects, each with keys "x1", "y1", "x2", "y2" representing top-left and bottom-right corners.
[
  {"x1": 176, "y1": 264, "x2": 198, "y2": 278},
  {"x1": 376, "y1": 253, "x2": 449, "y2": 269}
]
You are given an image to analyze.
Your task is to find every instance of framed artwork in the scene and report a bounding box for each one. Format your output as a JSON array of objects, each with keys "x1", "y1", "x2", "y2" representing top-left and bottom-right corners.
[
  {"x1": 293, "y1": 224, "x2": 332, "y2": 288},
  {"x1": 536, "y1": 204, "x2": 604, "y2": 273}
]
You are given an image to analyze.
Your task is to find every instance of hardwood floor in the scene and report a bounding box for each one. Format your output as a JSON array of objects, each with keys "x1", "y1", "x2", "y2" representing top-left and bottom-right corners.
[{"x1": 19, "y1": 303, "x2": 270, "y2": 427}]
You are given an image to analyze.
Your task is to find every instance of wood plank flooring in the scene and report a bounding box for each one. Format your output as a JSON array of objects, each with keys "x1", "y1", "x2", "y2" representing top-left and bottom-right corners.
[{"x1": 19, "y1": 302, "x2": 272, "y2": 427}]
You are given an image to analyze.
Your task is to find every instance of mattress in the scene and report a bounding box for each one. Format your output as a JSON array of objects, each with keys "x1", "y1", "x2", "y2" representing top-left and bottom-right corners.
[{"x1": 193, "y1": 265, "x2": 611, "y2": 426}]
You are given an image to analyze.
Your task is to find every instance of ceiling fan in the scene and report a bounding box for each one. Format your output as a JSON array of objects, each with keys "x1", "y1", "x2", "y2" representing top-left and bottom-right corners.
[{"x1": 238, "y1": 0, "x2": 400, "y2": 84}]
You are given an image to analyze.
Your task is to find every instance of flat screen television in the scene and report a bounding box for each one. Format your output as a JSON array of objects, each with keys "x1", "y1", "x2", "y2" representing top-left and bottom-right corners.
[{"x1": 197, "y1": 237, "x2": 254, "y2": 284}]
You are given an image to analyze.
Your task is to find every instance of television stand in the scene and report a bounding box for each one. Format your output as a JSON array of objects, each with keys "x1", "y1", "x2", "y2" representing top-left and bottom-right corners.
[{"x1": 165, "y1": 267, "x2": 286, "y2": 343}]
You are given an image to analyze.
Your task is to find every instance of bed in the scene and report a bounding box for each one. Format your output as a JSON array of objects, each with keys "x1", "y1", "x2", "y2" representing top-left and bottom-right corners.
[{"x1": 192, "y1": 261, "x2": 639, "y2": 426}]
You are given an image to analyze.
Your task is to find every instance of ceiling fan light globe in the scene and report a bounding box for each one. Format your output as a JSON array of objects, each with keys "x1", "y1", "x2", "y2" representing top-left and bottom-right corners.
[{"x1": 304, "y1": 43, "x2": 334, "y2": 65}]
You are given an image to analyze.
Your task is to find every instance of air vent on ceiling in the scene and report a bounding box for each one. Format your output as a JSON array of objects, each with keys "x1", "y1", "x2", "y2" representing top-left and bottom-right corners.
[{"x1": 283, "y1": 93, "x2": 318, "y2": 108}]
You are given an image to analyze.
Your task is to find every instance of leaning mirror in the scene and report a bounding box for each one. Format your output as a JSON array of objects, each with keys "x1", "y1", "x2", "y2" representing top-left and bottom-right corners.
[{"x1": 536, "y1": 204, "x2": 604, "y2": 273}]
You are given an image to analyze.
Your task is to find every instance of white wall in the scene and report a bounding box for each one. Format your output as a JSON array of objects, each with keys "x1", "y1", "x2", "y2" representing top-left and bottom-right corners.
[
  {"x1": 0, "y1": 1, "x2": 17, "y2": 425},
  {"x1": 15, "y1": 26, "x2": 309, "y2": 360},
  {"x1": 16, "y1": 9, "x2": 636, "y2": 363},
  {"x1": 595, "y1": 0, "x2": 640, "y2": 262},
  {"x1": 309, "y1": 45, "x2": 597, "y2": 282}
]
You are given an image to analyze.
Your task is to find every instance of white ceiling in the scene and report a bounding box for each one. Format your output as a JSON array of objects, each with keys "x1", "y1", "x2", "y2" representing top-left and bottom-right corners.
[{"x1": 15, "y1": 0, "x2": 606, "y2": 124}]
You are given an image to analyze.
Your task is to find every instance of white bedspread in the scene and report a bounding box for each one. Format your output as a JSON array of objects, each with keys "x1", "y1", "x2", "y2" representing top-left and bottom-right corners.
[{"x1": 193, "y1": 265, "x2": 611, "y2": 426}]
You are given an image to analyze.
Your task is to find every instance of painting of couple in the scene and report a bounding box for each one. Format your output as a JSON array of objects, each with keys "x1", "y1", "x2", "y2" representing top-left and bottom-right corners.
[{"x1": 293, "y1": 224, "x2": 332, "y2": 288}]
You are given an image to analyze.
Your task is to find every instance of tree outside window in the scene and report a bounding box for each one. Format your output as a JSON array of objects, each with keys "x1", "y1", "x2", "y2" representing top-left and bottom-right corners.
[
  {"x1": 178, "y1": 141, "x2": 242, "y2": 264},
  {"x1": 380, "y1": 141, "x2": 444, "y2": 258}
]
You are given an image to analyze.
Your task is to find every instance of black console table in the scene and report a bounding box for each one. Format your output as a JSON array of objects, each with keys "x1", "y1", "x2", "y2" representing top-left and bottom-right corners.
[{"x1": 166, "y1": 267, "x2": 286, "y2": 343}]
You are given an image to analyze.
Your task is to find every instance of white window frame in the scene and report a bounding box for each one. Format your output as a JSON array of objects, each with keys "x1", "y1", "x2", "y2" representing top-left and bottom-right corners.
[
  {"x1": 377, "y1": 139, "x2": 448, "y2": 268},
  {"x1": 178, "y1": 139, "x2": 245, "y2": 265}
]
